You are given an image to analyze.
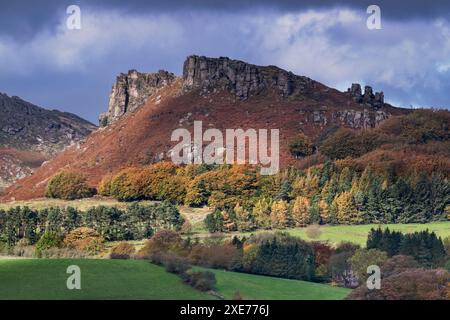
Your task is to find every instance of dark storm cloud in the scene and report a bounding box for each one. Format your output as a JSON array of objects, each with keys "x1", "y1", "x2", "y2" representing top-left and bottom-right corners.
[
  {"x1": 0, "y1": 0, "x2": 449, "y2": 122},
  {"x1": 1, "y1": 0, "x2": 449, "y2": 37},
  {"x1": 92, "y1": 0, "x2": 450, "y2": 19}
]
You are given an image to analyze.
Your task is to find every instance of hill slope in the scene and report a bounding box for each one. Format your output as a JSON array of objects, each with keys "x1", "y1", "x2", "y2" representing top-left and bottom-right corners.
[
  {"x1": 201, "y1": 267, "x2": 350, "y2": 300},
  {"x1": 1, "y1": 55, "x2": 409, "y2": 201},
  {"x1": 0, "y1": 93, "x2": 96, "y2": 190},
  {"x1": 0, "y1": 258, "x2": 349, "y2": 300},
  {"x1": 0, "y1": 259, "x2": 212, "y2": 300}
]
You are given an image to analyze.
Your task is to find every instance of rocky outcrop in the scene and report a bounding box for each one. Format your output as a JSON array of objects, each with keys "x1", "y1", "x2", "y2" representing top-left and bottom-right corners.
[
  {"x1": 182, "y1": 55, "x2": 316, "y2": 100},
  {"x1": 347, "y1": 83, "x2": 384, "y2": 108},
  {"x1": 302, "y1": 109, "x2": 390, "y2": 129},
  {"x1": 0, "y1": 92, "x2": 96, "y2": 189},
  {"x1": 332, "y1": 109, "x2": 389, "y2": 128},
  {"x1": 100, "y1": 70, "x2": 176, "y2": 125},
  {"x1": 0, "y1": 93, "x2": 96, "y2": 155}
]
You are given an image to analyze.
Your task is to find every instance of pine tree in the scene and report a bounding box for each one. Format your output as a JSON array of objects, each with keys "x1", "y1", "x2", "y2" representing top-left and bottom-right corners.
[
  {"x1": 364, "y1": 178, "x2": 382, "y2": 223},
  {"x1": 276, "y1": 180, "x2": 293, "y2": 201},
  {"x1": 429, "y1": 175, "x2": 450, "y2": 221},
  {"x1": 366, "y1": 228, "x2": 383, "y2": 249},
  {"x1": 292, "y1": 196, "x2": 310, "y2": 226},
  {"x1": 252, "y1": 198, "x2": 272, "y2": 229},
  {"x1": 321, "y1": 174, "x2": 338, "y2": 205},
  {"x1": 338, "y1": 167, "x2": 352, "y2": 192},
  {"x1": 410, "y1": 174, "x2": 432, "y2": 223},
  {"x1": 332, "y1": 191, "x2": 362, "y2": 225},
  {"x1": 309, "y1": 196, "x2": 321, "y2": 224},
  {"x1": 270, "y1": 200, "x2": 291, "y2": 229},
  {"x1": 394, "y1": 177, "x2": 414, "y2": 223},
  {"x1": 319, "y1": 160, "x2": 333, "y2": 188},
  {"x1": 318, "y1": 199, "x2": 330, "y2": 224}
]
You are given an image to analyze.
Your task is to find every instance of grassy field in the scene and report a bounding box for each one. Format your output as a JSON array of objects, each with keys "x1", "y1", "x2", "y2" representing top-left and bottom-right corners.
[
  {"x1": 193, "y1": 222, "x2": 450, "y2": 247},
  {"x1": 0, "y1": 258, "x2": 212, "y2": 300},
  {"x1": 0, "y1": 258, "x2": 350, "y2": 300},
  {"x1": 283, "y1": 222, "x2": 450, "y2": 246},
  {"x1": 198, "y1": 268, "x2": 350, "y2": 300}
]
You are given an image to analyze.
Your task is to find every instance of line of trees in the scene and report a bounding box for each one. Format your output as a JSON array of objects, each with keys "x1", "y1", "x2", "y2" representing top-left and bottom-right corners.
[
  {"x1": 367, "y1": 228, "x2": 447, "y2": 267},
  {"x1": 93, "y1": 161, "x2": 450, "y2": 231},
  {"x1": 0, "y1": 202, "x2": 184, "y2": 246}
]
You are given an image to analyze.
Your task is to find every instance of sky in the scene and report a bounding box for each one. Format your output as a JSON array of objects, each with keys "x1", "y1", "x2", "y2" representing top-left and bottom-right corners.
[{"x1": 0, "y1": 0, "x2": 450, "y2": 124}]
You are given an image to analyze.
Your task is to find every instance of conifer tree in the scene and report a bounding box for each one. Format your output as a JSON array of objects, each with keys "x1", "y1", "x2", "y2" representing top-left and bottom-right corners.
[
  {"x1": 318, "y1": 199, "x2": 330, "y2": 224},
  {"x1": 291, "y1": 196, "x2": 310, "y2": 226},
  {"x1": 270, "y1": 200, "x2": 291, "y2": 228},
  {"x1": 332, "y1": 191, "x2": 362, "y2": 225},
  {"x1": 252, "y1": 198, "x2": 272, "y2": 229}
]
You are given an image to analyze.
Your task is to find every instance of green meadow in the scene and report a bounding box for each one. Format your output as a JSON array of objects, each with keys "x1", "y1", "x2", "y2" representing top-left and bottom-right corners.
[{"x1": 0, "y1": 259, "x2": 349, "y2": 300}]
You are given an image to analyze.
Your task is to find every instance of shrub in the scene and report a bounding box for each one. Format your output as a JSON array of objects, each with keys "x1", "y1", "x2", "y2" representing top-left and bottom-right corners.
[
  {"x1": 110, "y1": 242, "x2": 136, "y2": 259},
  {"x1": 305, "y1": 224, "x2": 322, "y2": 239},
  {"x1": 109, "y1": 167, "x2": 143, "y2": 201},
  {"x1": 0, "y1": 241, "x2": 8, "y2": 254},
  {"x1": 349, "y1": 249, "x2": 388, "y2": 284},
  {"x1": 63, "y1": 227, "x2": 105, "y2": 255},
  {"x1": 245, "y1": 233, "x2": 315, "y2": 281},
  {"x1": 137, "y1": 230, "x2": 184, "y2": 259},
  {"x1": 139, "y1": 162, "x2": 187, "y2": 203},
  {"x1": 377, "y1": 109, "x2": 450, "y2": 144},
  {"x1": 163, "y1": 254, "x2": 191, "y2": 275},
  {"x1": 97, "y1": 174, "x2": 114, "y2": 196},
  {"x1": 188, "y1": 242, "x2": 239, "y2": 269},
  {"x1": 11, "y1": 239, "x2": 36, "y2": 257},
  {"x1": 12, "y1": 245, "x2": 36, "y2": 257},
  {"x1": 35, "y1": 232, "x2": 62, "y2": 252},
  {"x1": 184, "y1": 271, "x2": 217, "y2": 291},
  {"x1": 381, "y1": 255, "x2": 420, "y2": 278},
  {"x1": 289, "y1": 133, "x2": 314, "y2": 158},
  {"x1": 347, "y1": 268, "x2": 450, "y2": 300},
  {"x1": 443, "y1": 236, "x2": 450, "y2": 256},
  {"x1": 320, "y1": 128, "x2": 383, "y2": 160},
  {"x1": 38, "y1": 247, "x2": 88, "y2": 259},
  {"x1": 45, "y1": 171, "x2": 95, "y2": 200},
  {"x1": 445, "y1": 259, "x2": 450, "y2": 272},
  {"x1": 204, "y1": 210, "x2": 224, "y2": 233}
]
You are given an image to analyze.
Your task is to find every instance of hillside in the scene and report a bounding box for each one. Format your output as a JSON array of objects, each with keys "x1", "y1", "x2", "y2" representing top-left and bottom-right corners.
[
  {"x1": 0, "y1": 259, "x2": 212, "y2": 300},
  {"x1": 0, "y1": 258, "x2": 349, "y2": 300},
  {"x1": 1, "y1": 55, "x2": 410, "y2": 201},
  {"x1": 200, "y1": 267, "x2": 350, "y2": 300},
  {"x1": 0, "y1": 93, "x2": 96, "y2": 190}
]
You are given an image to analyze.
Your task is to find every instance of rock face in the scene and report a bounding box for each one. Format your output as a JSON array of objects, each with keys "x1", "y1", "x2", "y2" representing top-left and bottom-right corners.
[
  {"x1": 347, "y1": 83, "x2": 384, "y2": 108},
  {"x1": 100, "y1": 70, "x2": 176, "y2": 125},
  {"x1": 182, "y1": 55, "x2": 316, "y2": 100},
  {"x1": 303, "y1": 109, "x2": 390, "y2": 129},
  {"x1": 0, "y1": 93, "x2": 96, "y2": 155}
]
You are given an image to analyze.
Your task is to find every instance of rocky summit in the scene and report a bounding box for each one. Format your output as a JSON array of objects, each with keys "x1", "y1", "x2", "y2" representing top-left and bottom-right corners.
[
  {"x1": 101, "y1": 56, "x2": 324, "y2": 126},
  {"x1": 182, "y1": 55, "x2": 317, "y2": 99},
  {"x1": 99, "y1": 70, "x2": 176, "y2": 126},
  {"x1": 347, "y1": 83, "x2": 385, "y2": 109}
]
